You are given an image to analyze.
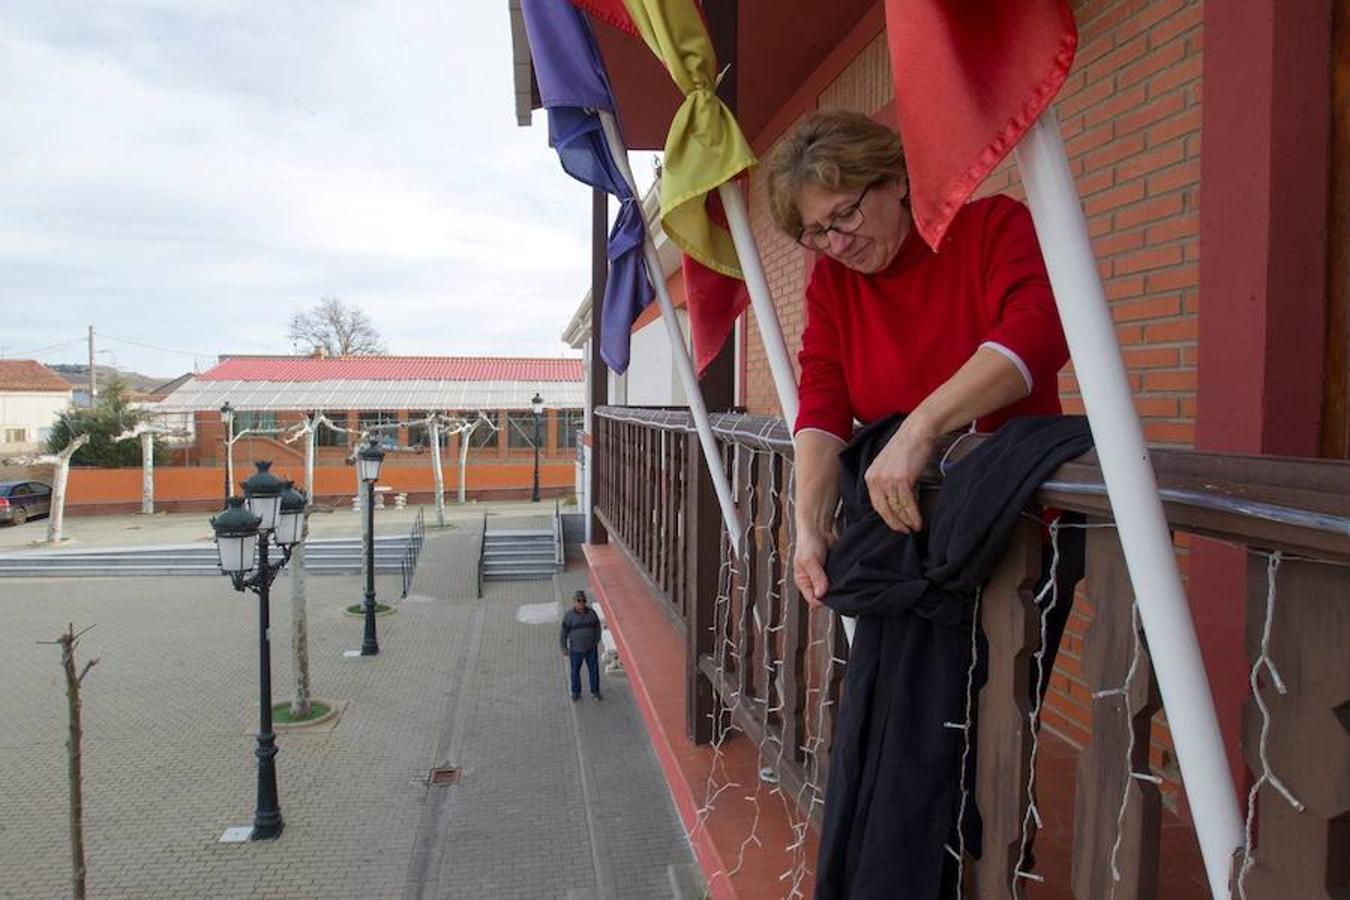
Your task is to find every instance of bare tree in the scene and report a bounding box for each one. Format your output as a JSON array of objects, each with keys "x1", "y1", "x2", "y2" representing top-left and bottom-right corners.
[
  {"x1": 287, "y1": 297, "x2": 387, "y2": 356},
  {"x1": 40, "y1": 624, "x2": 98, "y2": 900}
]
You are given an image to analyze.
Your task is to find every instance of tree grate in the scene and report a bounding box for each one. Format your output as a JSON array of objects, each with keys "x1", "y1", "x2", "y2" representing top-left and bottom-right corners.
[{"x1": 428, "y1": 766, "x2": 461, "y2": 786}]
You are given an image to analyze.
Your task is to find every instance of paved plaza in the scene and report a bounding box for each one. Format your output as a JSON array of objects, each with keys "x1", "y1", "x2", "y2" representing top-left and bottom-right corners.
[{"x1": 0, "y1": 514, "x2": 693, "y2": 899}]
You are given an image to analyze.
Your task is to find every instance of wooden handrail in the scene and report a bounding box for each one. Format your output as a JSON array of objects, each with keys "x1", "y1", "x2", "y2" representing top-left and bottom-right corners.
[{"x1": 591, "y1": 406, "x2": 1350, "y2": 898}]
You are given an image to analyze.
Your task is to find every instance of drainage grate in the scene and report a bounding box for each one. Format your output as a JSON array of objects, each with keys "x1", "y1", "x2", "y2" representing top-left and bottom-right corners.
[{"x1": 428, "y1": 766, "x2": 461, "y2": 786}]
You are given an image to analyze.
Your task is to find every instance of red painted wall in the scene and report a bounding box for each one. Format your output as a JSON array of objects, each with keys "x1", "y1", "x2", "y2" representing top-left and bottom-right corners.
[{"x1": 1190, "y1": 0, "x2": 1332, "y2": 789}]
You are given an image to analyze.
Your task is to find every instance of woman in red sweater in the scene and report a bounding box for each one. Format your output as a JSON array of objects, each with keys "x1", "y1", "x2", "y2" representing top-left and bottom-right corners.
[{"x1": 765, "y1": 110, "x2": 1069, "y2": 605}]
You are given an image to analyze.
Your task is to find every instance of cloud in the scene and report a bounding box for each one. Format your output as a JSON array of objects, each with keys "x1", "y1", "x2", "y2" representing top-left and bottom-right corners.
[{"x1": 0, "y1": 0, "x2": 599, "y2": 375}]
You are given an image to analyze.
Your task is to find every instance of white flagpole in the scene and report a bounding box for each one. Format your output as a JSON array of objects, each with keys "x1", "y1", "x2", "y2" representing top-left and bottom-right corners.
[
  {"x1": 717, "y1": 183, "x2": 799, "y2": 427},
  {"x1": 1016, "y1": 108, "x2": 1242, "y2": 898},
  {"x1": 599, "y1": 111, "x2": 745, "y2": 545}
]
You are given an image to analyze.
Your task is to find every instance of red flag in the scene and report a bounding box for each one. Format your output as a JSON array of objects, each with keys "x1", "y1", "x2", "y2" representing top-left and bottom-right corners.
[
  {"x1": 885, "y1": 0, "x2": 1077, "y2": 250},
  {"x1": 682, "y1": 190, "x2": 748, "y2": 375},
  {"x1": 683, "y1": 258, "x2": 748, "y2": 375}
]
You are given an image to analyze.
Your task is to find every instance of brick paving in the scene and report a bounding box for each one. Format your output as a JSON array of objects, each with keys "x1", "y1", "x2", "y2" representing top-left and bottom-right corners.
[{"x1": 0, "y1": 516, "x2": 692, "y2": 899}]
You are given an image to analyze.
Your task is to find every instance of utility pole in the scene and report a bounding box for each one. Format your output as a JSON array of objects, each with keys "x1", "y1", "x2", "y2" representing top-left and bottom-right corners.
[{"x1": 86, "y1": 326, "x2": 96, "y2": 408}]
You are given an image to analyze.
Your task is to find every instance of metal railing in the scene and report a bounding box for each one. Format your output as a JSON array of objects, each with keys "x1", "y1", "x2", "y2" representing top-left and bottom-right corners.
[
  {"x1": 476, "y1": 511, "x2": 487, "y2": 599},
  {"x1": 553, "y1": 498, "x2": 564, "y2": 568},
  {"x1": 398, "y1": 507, "x2": 427, "y2": 599}
]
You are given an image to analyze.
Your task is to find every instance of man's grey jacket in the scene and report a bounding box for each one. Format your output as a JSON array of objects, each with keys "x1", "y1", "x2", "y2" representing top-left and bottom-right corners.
[{"x1": 560, "y1": 607, "x2": 602, "y2": 654}]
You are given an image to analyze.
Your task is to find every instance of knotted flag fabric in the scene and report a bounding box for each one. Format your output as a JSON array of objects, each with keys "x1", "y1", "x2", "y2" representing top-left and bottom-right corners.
[
  {"x1": 520, "y1": 0, "x2": 652, "y2": 373},
  {"x1": 885, "y1": 0, "x2": 1077, "y2": 250},
  {"x1": 570, "y1": 0, "x2": 755, "y2": 375}
]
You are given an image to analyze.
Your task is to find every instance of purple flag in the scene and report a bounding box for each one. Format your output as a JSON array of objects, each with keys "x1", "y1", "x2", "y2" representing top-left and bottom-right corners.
[{"x1": 520, "y1": 0, "x2": 653, "y2": 373}]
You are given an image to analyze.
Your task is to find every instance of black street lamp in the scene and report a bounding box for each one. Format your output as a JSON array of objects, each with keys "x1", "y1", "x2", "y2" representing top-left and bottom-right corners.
[
  {"x1": 210, "y1": 460, "x2": 305, "y2": 841},
  {"x1": 219, "y1": 401, "x2": 235, "y2": 505},
  {"x1": 531, "y1": 392, "x2": 543, "y2": 503},
  {"x1": 356, "y1": 438, "x2": 385, "y2": 656}
]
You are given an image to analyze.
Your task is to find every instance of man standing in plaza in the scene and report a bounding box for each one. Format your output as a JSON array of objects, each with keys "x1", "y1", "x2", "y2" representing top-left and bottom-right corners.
[{"x1": 560, "y1": 590, "x2": 602, "y2": 701}]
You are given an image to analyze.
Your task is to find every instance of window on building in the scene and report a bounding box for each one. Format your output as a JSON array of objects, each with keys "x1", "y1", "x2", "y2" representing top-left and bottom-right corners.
[
  {"x1": 506, "y1": 411, "x2": 542, "y2": 450},
  {"x1": 235, "y1": 411, "x2": 278, "y2": 433},
  {"x1": 2, "y1": 427, "x2": 28, "y2": 443},
  {"x1": 456, "y1": 411, "x2": 499, "y2": 450},
  {"x1": 314, "y1": 412, "x2": 348, "y2": 447},
  {"x1": 557, "y1": 409, "x2": 584, "y2": 451},
  {"x1": 407, "y1": 413, "x2": 449, "y2": 450},
  {"x1": 357, "y1": 411, "x2": 399, "y2": 449}
]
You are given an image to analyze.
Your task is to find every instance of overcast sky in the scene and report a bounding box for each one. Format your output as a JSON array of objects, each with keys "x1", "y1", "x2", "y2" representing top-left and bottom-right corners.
[{"x1": 1, "y1": 1, "x2": 642, "y2": 379}]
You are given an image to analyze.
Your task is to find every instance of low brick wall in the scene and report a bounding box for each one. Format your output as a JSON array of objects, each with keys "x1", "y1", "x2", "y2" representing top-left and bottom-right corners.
[{"x1": 59, "y1": 461, "x2": 576, "y2": 516}]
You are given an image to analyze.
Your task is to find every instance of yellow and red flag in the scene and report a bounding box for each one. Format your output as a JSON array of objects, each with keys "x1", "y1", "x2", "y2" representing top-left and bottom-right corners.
[{"x1": 571, "y1": 0, "x2": 754, "y2": 374}]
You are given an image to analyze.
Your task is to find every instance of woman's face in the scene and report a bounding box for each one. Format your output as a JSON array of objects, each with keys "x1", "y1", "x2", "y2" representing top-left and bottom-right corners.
[{"x1": 795, "y1": 178, "x2": 911, "y2": 274}]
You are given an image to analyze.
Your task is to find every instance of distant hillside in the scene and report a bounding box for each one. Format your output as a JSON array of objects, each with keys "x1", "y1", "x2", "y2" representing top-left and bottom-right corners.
[{"x1": 48, "y1": 364, "x2": 177, "y2": 395}]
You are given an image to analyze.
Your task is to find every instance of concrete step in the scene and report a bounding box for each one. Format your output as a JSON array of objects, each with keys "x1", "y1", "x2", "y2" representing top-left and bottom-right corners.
[
  {"x1": 482, "y1": 570, "x2": 555, "y2": 581},
  {"x1": 482, "y1": 546, "x2": 557, "y2": 558},
  {"x1": 0, "y1": 534, "x2": 419, "y2": 578},
  {"x1": 0, "y1": 564, "x2": 402, "y2": 578},
  {"x1": 482, "y1": 528, "x2": 553, "y2": 539},
  {"x1": 477, "y1": 523, "x2": 560, "y2": 582}
]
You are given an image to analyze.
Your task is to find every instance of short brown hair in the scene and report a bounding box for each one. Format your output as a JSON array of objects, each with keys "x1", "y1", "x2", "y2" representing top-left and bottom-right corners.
[{"x1": 764, "y1": 110, "x2": 907, "y2": 237}]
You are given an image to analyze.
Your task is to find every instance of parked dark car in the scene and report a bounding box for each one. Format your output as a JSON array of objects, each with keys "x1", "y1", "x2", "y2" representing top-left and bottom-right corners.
[{"x1": 0, "y1": 480, "x2": 53, "y2": 525}]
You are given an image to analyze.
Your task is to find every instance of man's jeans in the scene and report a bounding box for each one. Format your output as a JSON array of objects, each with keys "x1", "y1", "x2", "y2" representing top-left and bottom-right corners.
[{"x1": 569, "y1": 648, "x2": 600, "y2": 697}]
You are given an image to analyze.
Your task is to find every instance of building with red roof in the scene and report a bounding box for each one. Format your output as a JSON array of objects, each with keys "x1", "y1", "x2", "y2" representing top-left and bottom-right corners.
[
  {"x1": 151, "y1": 353, "x2": 585, "y2": 500},
  {"x1": 0, "y1": 360, "x2": 74, "y2": 453}
]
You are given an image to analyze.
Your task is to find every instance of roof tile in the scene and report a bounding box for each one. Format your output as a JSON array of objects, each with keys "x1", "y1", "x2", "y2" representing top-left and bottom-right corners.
[
  {"x1": 0, "y1": 360, "x2": 74, "y2": 393},
  {"x1": 199, "y1": 355, "x2": 584, "y2": 383}
]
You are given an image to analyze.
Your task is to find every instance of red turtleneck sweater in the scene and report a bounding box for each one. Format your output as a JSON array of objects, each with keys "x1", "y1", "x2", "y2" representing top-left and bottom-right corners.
[{"x1": 794, "y1": 194, "x2": 1069, "y2": 441}]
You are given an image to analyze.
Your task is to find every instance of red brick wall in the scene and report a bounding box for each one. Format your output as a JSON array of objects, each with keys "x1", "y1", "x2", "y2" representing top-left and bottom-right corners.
[
  {"x1": 737, "y1": 0, "x2": 1207, "y2": 779},
  {"x1": 982, "y1": 0, "x2": 1205, "y2": 450},
  {"x1": 743, "y1": 1, "x2": 1204, "y2": 450}
]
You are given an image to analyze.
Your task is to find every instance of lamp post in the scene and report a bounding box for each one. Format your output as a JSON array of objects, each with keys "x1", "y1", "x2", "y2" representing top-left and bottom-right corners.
[
  {"x1": 531, "y1": 392, "x2": 543, "y2": 503},
  {"x1": 209, "y1": 460, "x2": 305, "y2": 841},
  {"x1": 357, "y1": 438, "x2": 385, "y2": 656},
  {"x1": 219, "y1": 401, "x2": 235, "y2": 505}
]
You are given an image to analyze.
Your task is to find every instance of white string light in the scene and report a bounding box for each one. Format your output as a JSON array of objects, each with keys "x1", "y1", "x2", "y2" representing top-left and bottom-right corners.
[
  {"x1": 1011, "y1": 518, "x2": 1064, "y2": 889},
  {"x1": 947, "y1": 584, "x2": 984, "y2": 897},
  {"x1": 1236, "y1": 551, "x2": 1305, "y2": 899}
]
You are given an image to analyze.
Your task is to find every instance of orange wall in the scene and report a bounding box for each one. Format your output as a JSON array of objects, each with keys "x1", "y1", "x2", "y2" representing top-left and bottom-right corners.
[{"x1": 66, "y1": 462, "x2": 575, "y2": 507}]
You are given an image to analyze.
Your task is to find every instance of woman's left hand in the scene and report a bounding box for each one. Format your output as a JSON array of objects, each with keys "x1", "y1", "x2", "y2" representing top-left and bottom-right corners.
[{"x1": 863, "y1": 415, "x2": 937, "y2": 533}]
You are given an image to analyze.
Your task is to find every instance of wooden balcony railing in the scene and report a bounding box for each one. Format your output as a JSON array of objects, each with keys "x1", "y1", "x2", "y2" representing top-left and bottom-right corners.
[{"x1": 592, "y1": 405, "x2": 1350, "y2": 899}]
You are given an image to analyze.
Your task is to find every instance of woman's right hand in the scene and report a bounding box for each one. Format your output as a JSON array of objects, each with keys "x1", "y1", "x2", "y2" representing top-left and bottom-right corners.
[{"x1": 793, "y1": 525, "x2": 833, "y2": 608}]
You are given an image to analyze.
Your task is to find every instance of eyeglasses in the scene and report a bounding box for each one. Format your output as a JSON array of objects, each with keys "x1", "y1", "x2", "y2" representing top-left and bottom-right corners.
[{"x1": 796, "y1": 182, "x2": 877, "y2": 251}]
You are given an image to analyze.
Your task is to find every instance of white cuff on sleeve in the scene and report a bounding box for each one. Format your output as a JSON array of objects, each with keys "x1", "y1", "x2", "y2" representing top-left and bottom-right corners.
[
  {"x1": 980, "y1": 341, "x2": 1033, "y2": 395},
  {"x1": 792, "y1": 426, "x2": 848, "y2": 444}
]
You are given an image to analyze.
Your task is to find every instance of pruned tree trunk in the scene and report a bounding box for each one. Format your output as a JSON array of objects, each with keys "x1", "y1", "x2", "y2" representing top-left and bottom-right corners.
[
  {"x1": 458, "y1": 422, "x2": 474, "y2": 504},
  {"x1": 303, "y1": 418, "x2": 316, "y2": 505},
  {"x1": 289, "y1": 529, "x2": 312, "y2": 718},
  {"x1": 290, "y1": 419, "x2": 316, "y2": 718},
  {"x1": 48, "y1": 435, "x2": 90, "y2": 545},
  {"x1": 430, "y1": 419, "x2": 446, "y2": 526},
  {"x1": 140, "y1": 431, "x2": 154, "y2": 515},
  {"x1": 51, "y1": 624, "x2": 97, "y2": 900}
]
